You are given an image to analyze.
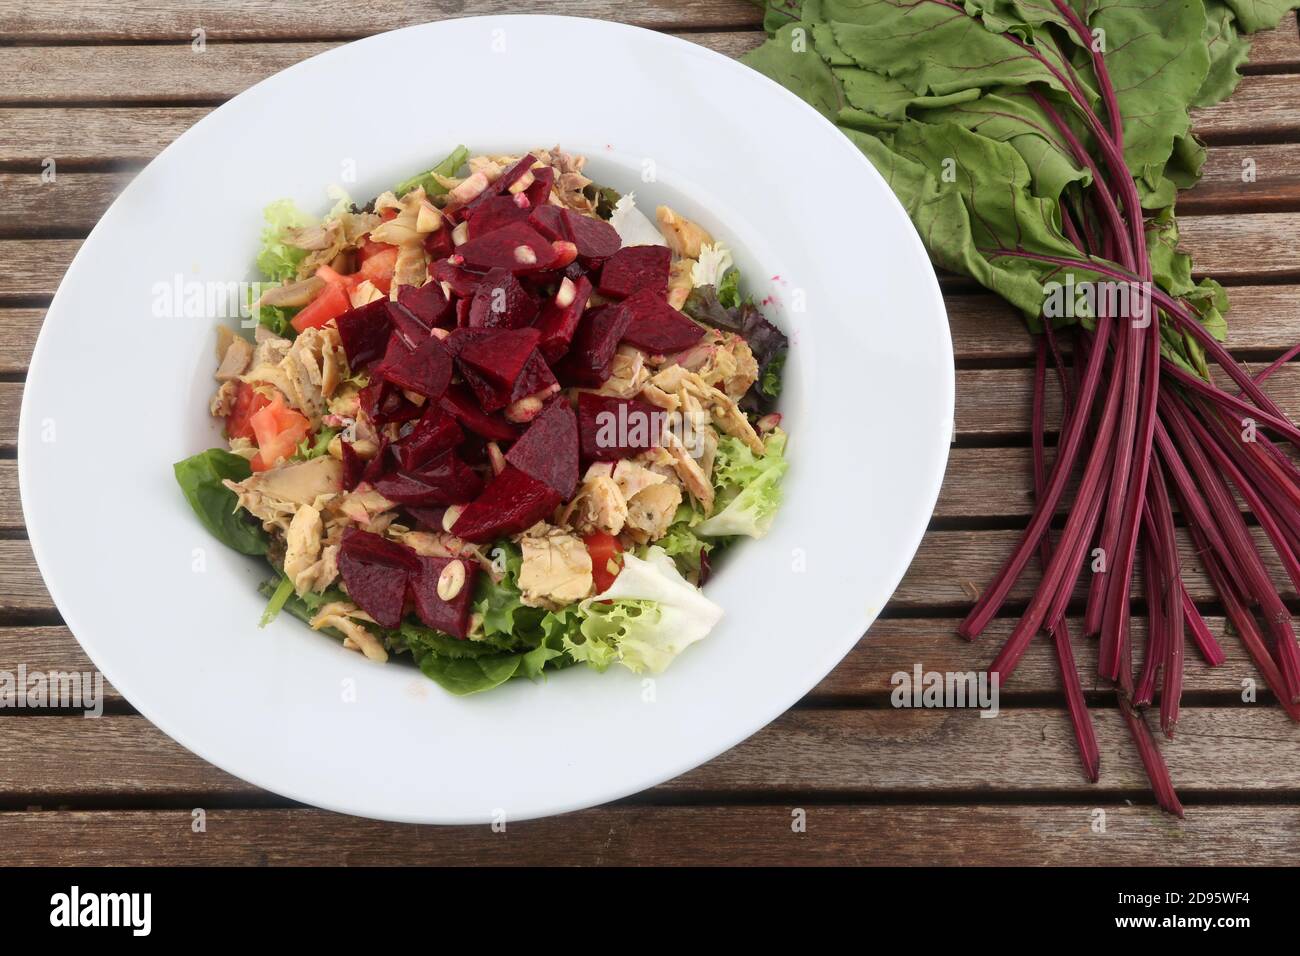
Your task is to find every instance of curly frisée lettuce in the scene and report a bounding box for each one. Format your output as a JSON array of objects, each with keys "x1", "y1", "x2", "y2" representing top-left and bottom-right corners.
[
  {"x1": 255, "y1": 199, "x2": 314, "y2": 283},
  {"x1": 697, "y1": 429, "x2": 788, "y2": 539}
]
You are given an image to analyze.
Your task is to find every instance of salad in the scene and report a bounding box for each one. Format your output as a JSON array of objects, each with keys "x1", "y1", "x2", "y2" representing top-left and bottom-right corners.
[{"x1": 174, "y1": 146, "x2": 789, "y2": 695}]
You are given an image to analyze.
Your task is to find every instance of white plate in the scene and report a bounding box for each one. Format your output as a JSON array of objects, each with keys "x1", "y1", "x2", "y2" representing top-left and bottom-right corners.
[{"x1": 19, "y1": 15, "x2": 953, "y2": 823}]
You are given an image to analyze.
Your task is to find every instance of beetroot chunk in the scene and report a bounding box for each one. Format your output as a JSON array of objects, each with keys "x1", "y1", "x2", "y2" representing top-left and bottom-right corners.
[
  {"x1": 510, "y1": 351, "x2": 558, "y2": 403},
  {"x1": 458, "y1": 328, "x2": 542, "y2": 389},
  {"x1": 450, "y1": 465, "x2": 562, "y2": 543},
  {"x1": 465, "y1": 193, "x2": 531, "y2": 239},
  {"x1": 340, "y1": 440, "x2": 364, "y2": 491},
  {"x1": 557, "y1": 302, "x2": 633, "y2": 387},
  {"x1": 429, "y1": 258, "x2": 482, "y2": 298},
  {"x1": 597, "y1": 245, "x2": 671, "y2": 299},
  {"x1": 563, "y1": 209, "x2": 621, "y2": 263},
  {"x1": 394, "y1": 282, "x2": 452, "y2": 329},
  {"x1": 528, "y1": 205, "x2": 566, "y2": 241},
  {"x1": 535, "y1": 276, "x2": 593, "y2": 362},
  {"x1": 336, "y1": 298, "x2": 392, "y2": 369},
  {"x1": 374, "y1": 453, "x2": 483, "y2": 506},
  {"x1": 620, "y1": 287, "x2": 707, "y2": 354},
  {"x1": 458, "y1": 222, "x2": 557, "y2": 274},
  {"x1": 467, "y1": 267, "x2": 539, "y2": 329},
  {"x1": 408, "y1": 556, "x2": 478, "y2": 638},
  {"x1": 524, "y1": 166, "x2": 555, "y2": 209},
  {"x1": 506, "y1": 397, "x2": 579, "y2": 498},
  {"x1": 338, "y1": 527, "x2": 419, "y2": 629},
  {"x1": 439, "y1": 386, "x2": 520, "y2": 442},
  {"x1": 392, "y1": 407, "x2": 463, "y2": 472},
  {"x1": 577, "y1": 392, "x2": 666, "y2": 461},
  {"x1": 377, "y1": 335, "x2": 453, "y2": 399}
]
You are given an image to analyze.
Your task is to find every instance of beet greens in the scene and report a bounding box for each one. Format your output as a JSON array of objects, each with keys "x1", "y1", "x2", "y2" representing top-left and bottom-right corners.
[{"x1": 747, "y1": 0, "x2": 1300, "y2": 813}]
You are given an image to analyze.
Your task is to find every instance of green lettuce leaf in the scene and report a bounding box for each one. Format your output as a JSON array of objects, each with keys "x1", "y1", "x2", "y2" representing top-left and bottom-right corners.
[
  {"x1": 173, "y1": 449, "x2": 268, "y2": 555},
  {"x1": 697, "y1": 429, "x2": 789, "y2": 539},
  {"x1": 256, "y1": 199, "x2": 313, "y2": 282},
  {"x1": 395, "y1": 144, "x2": 470, "y2": 198}
]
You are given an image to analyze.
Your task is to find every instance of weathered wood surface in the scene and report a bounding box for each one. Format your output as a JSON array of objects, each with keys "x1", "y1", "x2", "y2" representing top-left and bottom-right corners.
[{"x1": 1, "y1": 5, "x2": 1299, "y2": 866}]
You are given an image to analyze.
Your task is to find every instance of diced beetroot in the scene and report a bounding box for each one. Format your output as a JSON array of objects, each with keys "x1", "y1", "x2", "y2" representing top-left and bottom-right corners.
[
  {"x1": 439, "y1": 386, "x2": 520, "y2": 442},
  {"x1": 408, "y1": 555, "x2": 478, "y2": 638},
  {"x1": 338, "y1": 527, "x2": 419, "y2": 629},
  {"x1": 528, "y1": 205, "x2": 566, "y2": 241},
  {"x1": 620, "y1": 287, "x2": 707, "y2": 354},
  {"x1": 577, "y1": 392, "x2": 666, "y2": 461},
  {"x1": 377, "y1": 334, "x2": 452, "y2": 399},
  {"x1": 455, "y1": 297, "x2": 471, "y2": 327},
  {"x1": 563, "y1": 209, "x2": 621, "y2": 263},
  {"x1": 361, "y1": 437, "x2": 391, "y2": 484},
  {"x1": 430, "y1": 258, "x2": 481, "y2": 298},
  {"x1": 524, "y1": 166, "x2": 554, "y2": 209},
  {"x1": 404, "y1": 505, "x2": 447, "y2": 532},
  {"x1": 458, "y1": 222, "x2": 557, "y2": 274},
  {"x1": 423, "y1": 227, "x2": 454, "y2": 262},
  {"x1": 450, "y1": 465, "x2": 562, "y2": 543},
  {"x1": 394, "y1": 282, "x2": 452, "y2": 329},
  {"x1": 556, "y1": 302, "x2": 632, "y2": 387},
  {"x1": 341, "y1": 440, "x2": 364, "y2": 491},
  {"x1": 374, "y1": 453, "x2": 483, "y2": 506},
  {"x1": 458, "y1": 328, "x2": 541, "y2": 388},
  {"x1": 443, "y1": 327, "x2": 496, "y2": 358},
  {"x1": 465, "y1": 194, "x2": 530, "y2": 239},
  {"x1": 388, "y1": 302, "x2": 434, "y2": 350},
  {"x1": 597, "y1": 245, "x2": 671, "y2": 299},
  {"x1": 510, "y1": 350, "x2": 558, "y2": 403},
  {"x1": 336, "y1": 298, "x2": 392, "y2": 368},
  {"x1": 535, "y1": 275, "x2": 592, "y2": 362},
  {"x1": 466, "y1": 267, "x2": 539, "y2": 329},
  {"x1": 392, "y1": 407, "x2": 463, "y2": 471},
  {"x1": 489, "y1": 155, "x2": 538, "y2": 197},
  {"x1": 459, "y1": 364, "x2": 514, "y2": 413},
  {"x1": 506, "y1": 397, "x2": 579, "y2": 497}
]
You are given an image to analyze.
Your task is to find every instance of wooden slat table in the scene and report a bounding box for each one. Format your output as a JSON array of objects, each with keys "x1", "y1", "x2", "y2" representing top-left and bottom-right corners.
[{"x1": 4, "y1": 2, "x2": 1300, "y2": 865}]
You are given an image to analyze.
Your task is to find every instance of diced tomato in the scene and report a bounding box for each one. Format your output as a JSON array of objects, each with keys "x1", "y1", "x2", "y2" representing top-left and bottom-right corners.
[
  {"x1": 380, "y1": 208, "x2": 399, "y2": 221},
  {"x1": 226, "y1": 381, "x2": 270, "y2": 441},
  {"x1": 248, "y1": 394, "x2": 311, "y2": 471},
  {"x1": 584, "y1": 531, "x2": 625, "y2": 593},
  {"x1": 315, "y1": 264, "x2": 362, "y2": 291},
  {"x1": 359, "y1": 246, "x2": 399, "y2": 294},
  {"x1": 291, "y1": 281, "x2": 351, "y2": 332},
  {"x1": 358, "y1": 237, "x2": 394, "y2": 263}
]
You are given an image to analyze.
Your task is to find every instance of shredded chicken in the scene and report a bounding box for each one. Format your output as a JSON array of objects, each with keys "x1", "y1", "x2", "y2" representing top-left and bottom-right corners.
[
  {"x1": 625, "y1": 482, "x2": 682, "y2": 541},
  {"x1": 224, "y1": 457, "x2": 342, "y2": 533},
  {"x1": 656, "y1": 205, "x2": 714, "y2": 259},
  {"x1": 594, "y1": 346, "x2": 649, "y2": 399},
  {"x1": 666, "y1": 258, "x2": 695, "y2": 311},
  {"x1": 240, "y1": 325, "x2": 345, "y2": 424},
  {"x1": 283, "y1": 505, "x2": 324, "y2": 596},
  {"x1": 210, "y1": 379, "x2": 239, "y2": 418},
  {"x1": 518, "y1": 530, "x2": 594, "y2": 609},
  {"x1": 310, "y1": 602, "x2": 387, "y2": 663}
]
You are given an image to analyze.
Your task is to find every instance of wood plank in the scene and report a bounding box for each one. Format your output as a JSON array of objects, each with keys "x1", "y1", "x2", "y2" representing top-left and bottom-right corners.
[
  {"x1": 0, "y1": 174, "x2": 135, "y2": 235},
  {"x1": 0, "y1": 34, "x2": 766, "y2": 105},
  {"x1": 0, "y1": 310, "x2": 43, "y2": 372},
  {"x1": 1182, "y1": 144, "x2": 1300, "y2": 214},
  {"x1": 0, "y1": 707, "x2": 1292, "y2": 800},
  {"x1": 816, "y1": 616, "x2": 1259, "y2": 700},
  {"x1": 946, "y1": 285, "x2": 1300, "y2": 361},
  {"x1": 1192, "y1": 74, "x2": 1300, "y2": 143},
  {"x1": 0, "y1": 540, "x2": 53, "y2": 614},
  {"x1": 0, "y1": 462, "x2": 18, "y2": 529},
  {"x1": 2, "y1": 805, "x2": 1296, "y2": 865},
  {"x1": 0, "y1": 51, "x2": 1290, "y2": 164},
  {"x1": 1246, "y1": 12, "x2": 1300, "y2": 69},
  {"x1": 0, "y1": 2, "x2": 763, "y2": 41},
  {"x1": 1, "y1": 383, "x2": 21, "y2": 446},
  {"x1": 0, "y1": 610, "x2": 1260, "y2": 709}
]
